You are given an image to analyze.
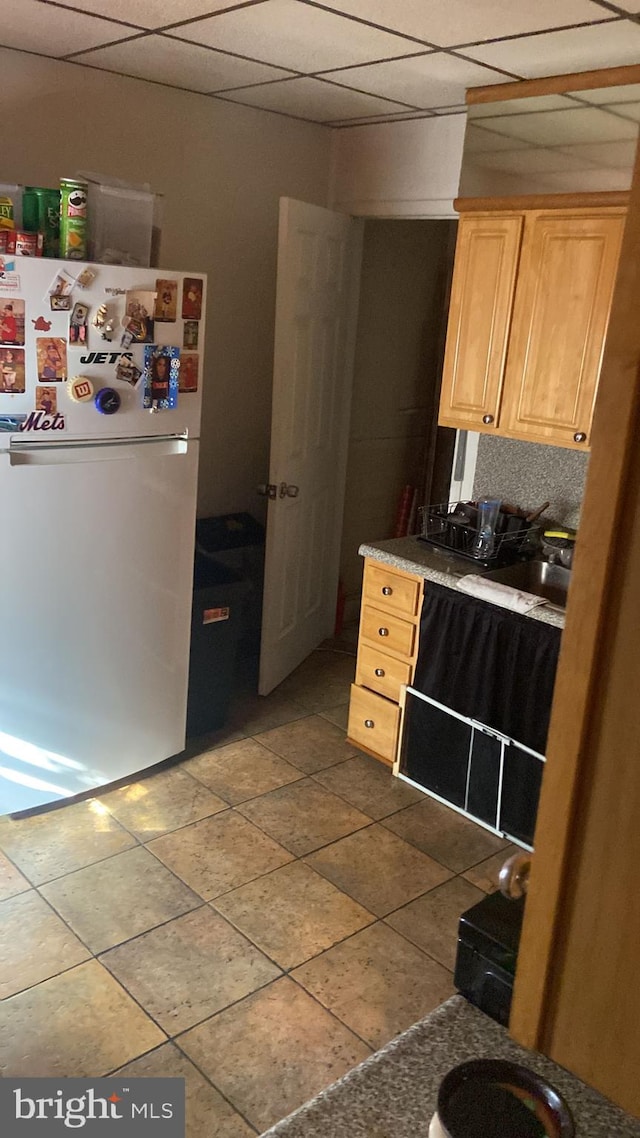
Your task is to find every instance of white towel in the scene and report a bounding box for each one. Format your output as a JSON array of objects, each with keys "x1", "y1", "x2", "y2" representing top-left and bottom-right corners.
[{"x1": 456, "y1": 574, "x2": 547, "y2": 614}]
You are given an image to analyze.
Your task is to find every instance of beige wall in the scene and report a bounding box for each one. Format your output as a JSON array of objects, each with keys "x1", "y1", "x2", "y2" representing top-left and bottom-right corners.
[
  {"x1": 330, "y1": 115, "x2": 466, "y2": 218},
  {"x1": 340, "y1": 219, "x2": 455, "y2": 619},
  {"x1": 0, "y1": 47, "x2": 331, "y2": 516}
]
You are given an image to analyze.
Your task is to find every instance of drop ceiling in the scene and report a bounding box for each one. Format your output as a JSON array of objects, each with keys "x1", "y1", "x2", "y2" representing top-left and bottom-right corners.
[{"x1": 4, "y1": 0, "x2": 640, "y2": 126}]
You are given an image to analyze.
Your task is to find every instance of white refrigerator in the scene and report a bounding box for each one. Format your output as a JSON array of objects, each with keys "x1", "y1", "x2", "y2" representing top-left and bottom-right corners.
[{"x1": 0, "y1": 255, "x2": 207, "y2": 815}]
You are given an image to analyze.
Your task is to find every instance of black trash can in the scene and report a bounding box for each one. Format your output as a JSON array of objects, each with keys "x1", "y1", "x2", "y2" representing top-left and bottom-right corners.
[
  {"x1": 187, "y1": 553, "x2": 251, "y2": 736},
  {"x1": 195, "y1": 513, "x2": 265, "y2": 662}
]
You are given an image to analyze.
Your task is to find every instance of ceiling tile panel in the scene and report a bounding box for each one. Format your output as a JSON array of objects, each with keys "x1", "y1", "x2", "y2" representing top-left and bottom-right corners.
[
  {"x1": 557, "y1": 139, "x2": 639, "y2": 166},
  {"x1": 72, "y1": 34, "x2": 292, "y2": 91},
  {"x1": 55, "y1": 0, "x2": 250, "y2": 28},
  {"x1": 464, "y1": 124, "x2": 531, "y2": 153},
  {"x1": 465, "y1": 20, "x2": 640, "y2": 77},
  {"x1": 609, "y1": 101, "x2": 640, "y2": 122},
  {"x1": 576, "y1": 84, "x2": 640, "y2": 104},
  {"x1": 0, "y1": 0, "x2": 132, "y2": 55},
  {"x1": 478, "y1": 106, "x2": 639, "y2": 146},
  {"x1": 473, "y1": 147, "x2": 600, "y2": 174},
  {"x1": 322, "y1": 53, "x2": 513, "y2": 110},
  {"x1": 315, "y1": 0, "x2": 611, "y2": 46},
  {"x1": 220, "y1": 75, "x2": 414, "y2": 120},
  {"x1": 170, "y1": 0, "x2": 419, "y2": 70},
  {"x1": 330, "y1": 109, "x2": 435, "y2": 127}
]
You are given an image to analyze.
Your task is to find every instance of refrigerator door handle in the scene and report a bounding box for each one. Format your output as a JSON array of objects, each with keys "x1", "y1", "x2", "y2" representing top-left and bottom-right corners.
[{"x1": 8, "y1": 436, "x2": 189, "y2": 465}]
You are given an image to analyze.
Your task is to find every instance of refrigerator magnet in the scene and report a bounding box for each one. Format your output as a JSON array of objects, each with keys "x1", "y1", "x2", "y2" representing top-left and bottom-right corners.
[
  {"x1": 75, "y1": 266, "x2": 97, "y2": 289},
  {"x1": 36, "y1": 338, "x2": 67, "y2": 382},
  {"x1": 32, "y1": 316, "x2": 52, "y2": 332},
  {"x1": 154, "y1": 280, "x2": 177, "y2": 323},
  {"x1": 143, "y1": 344, "x2": 180, "y2": 412},
  {"x1": 123, "y1": 290, "x2": 155, "y2": 344},
  {"x1": 183, "y1": 320, "x2": 199, "y2": 350},
  {"x1": 68, "y1": 376, "x2": 94, "y2": 402},
  {"x1": 115, "y1": 357, "x2": 142, "y2": 386},
  {"x1": 36, "y1": 386, "x2": 58, "y2": 415},
  {"x1": 0, "y1": 299, "x2": 25, "y2": 345},
  {"x1": 181, "y1": 278, "x2": 203, "y2": 321},
  {"x1": 69, "y1": 302, "x2": 89, "y2": 346},
  {"x1": 47, "y1": 268, "x2": 76, "y2": 311},
  {"x1": 0, "y1": 347, "x2": 26, "y2": 393},
  {"x1": 179, "y1": 352, "x2": 198, "y2": 393}
]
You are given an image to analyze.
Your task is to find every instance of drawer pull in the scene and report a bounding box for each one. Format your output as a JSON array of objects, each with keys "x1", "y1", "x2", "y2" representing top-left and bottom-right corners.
[
  {"x1": 378, "y1": 627, "x2": 389, "y2": 637},
  {"x1": 374, "y1": 667, "x2": 385, "y2": 677},
  {"x1": 573, "y1": 431, "x2": 587, "y2": 443},
  {"x1": 364, "y1": 719, "x2": 375, "y2": 729},
  {"x1": 381, "y1": 586, "x2": 392, "y2": 596}
]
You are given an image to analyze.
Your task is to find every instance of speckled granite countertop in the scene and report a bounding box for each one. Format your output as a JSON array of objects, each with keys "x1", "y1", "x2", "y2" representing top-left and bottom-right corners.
[
  {"x1": 261, "y1": 997, "x2": 639, "y2": 1138},
  {"x1": 359, "y1": 538, "x2": 565, "y2": 629}
]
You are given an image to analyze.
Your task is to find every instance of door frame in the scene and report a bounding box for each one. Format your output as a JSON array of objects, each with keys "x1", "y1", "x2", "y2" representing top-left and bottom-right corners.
[{"x1": 466, "y1": 65, "x2": 640, "y2": 1113}]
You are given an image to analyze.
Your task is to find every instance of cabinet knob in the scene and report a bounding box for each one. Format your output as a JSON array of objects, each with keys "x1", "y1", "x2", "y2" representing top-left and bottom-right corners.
[
  {"x1": 374, "y1": 667, "x2": 385, "y2": 677},
  {"x1": 482, "y1": 414, "x2": 495, "y2": 425},
  {"x1": 573, "y1": 431, "x2": 587, "y2": 443},
  {"x1": 364, "y1": 719, "x2": 375, "y2": 729},
  {"x1": 378, "y1": 627, "x2": 389, "y2": 637},
  {"x1": 381, "y1": 586, "x2": 393, "y2": 596}
]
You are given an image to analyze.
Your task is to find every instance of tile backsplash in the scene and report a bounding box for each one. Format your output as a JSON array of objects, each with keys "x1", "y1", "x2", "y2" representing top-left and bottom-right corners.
[{"x1": 473, "y1": 435, "x2": 588, "y2": 530}]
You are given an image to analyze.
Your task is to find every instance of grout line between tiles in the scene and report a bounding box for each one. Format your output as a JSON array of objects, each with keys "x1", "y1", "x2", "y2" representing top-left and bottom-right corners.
[{"x1": 168, "y1": 1038, "x2": 262, "y2": 1135}]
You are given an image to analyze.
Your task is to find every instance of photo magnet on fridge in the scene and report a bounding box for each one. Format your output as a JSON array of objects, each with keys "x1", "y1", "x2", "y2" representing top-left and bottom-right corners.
[
  {"x1": 36, "y1": 338, "x2": 67, "y2": 382},
  {"x1": 0, "y1": 347, "x2": 26, "y2": 393},
  {"x1": 154, "y1": 279, "x2": 178, "y2": 322},
  {"x1": 182, "y1": 278, "x2": 203, "y2": 321},
  {"x1": 0, "y1": 298, "x2": 25, "y2": 345},
  {"x1": 183, "y1": 320, "x2": 199, "y2": 350},
  {"x1": 116, "y1": 357, "x2": 142, "y2": 386},
  {"x1": 69, "y1": 302, "x2": 89, "y2": 345},
  {"x1": 36, "y1": 386, "x2": 58, "y2": 415},
  {"x1": 47, "y1": 267, "x2": 76, "y2": 310},
  {"x1": 123, "y1": 290, "x2": 155, "y2": 343},
  {"x1": 143, "y1": 344, "x2": 180, "y2": 411},
  {"x1": 35, "y1": 336, "x2": 66, "y2": 382},
  {"x1": 179, "y1": 352, "x2": 199, "y2": 393}
]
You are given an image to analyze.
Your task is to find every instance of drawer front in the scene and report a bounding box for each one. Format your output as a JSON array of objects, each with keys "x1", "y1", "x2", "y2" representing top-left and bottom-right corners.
[
  {"x1": 356, "y1": 643, "x2": 411, "y2": 702},
  {"x1": 363, "y1": 563, "x2": 421, "y2": 618},
  {"x1": 361, "y1": 604, "x2": 416, "y2": 658},
  {"x1": 348, "y1": 685, "x2": 400, "y2": 763}
]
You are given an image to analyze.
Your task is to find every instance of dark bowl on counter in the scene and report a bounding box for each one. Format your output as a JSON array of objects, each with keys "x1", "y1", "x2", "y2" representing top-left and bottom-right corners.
[{"x1": 436, "y1": 1058, "x2": 575, "y2": 1138}]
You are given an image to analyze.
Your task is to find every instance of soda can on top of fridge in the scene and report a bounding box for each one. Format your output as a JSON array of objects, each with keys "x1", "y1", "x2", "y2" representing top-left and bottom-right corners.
[
  {"x1": 59, "y1": 178, "x2": 88, "y2": 260},
  {"x1": 22, "y1": 187, "x2": 61, "y2": 257}
]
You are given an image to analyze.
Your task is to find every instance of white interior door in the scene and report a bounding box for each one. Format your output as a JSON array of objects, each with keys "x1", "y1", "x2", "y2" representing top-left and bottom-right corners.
[{"x1": 259, "y1": 198, "x2": 363, "y2": 695}]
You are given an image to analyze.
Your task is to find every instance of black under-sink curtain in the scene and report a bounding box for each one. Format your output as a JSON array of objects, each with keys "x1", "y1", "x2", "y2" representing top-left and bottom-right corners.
[{"x1": 414, "y1": 581, "x2": 561, "y2": 755}]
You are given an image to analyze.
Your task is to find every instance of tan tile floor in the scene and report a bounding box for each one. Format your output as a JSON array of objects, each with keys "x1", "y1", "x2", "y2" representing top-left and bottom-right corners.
[{"x1": 0, "y1": 646, "x2": 511, "y2": 1135}]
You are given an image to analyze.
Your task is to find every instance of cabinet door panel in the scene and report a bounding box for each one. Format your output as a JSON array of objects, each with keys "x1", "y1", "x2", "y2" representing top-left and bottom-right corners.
[
  {"x1": 502, "y1": 211, "x2": 624, "y2": 448},
  {"x1": 439, "y1": 214, "x2": 523, "y2": 430}
]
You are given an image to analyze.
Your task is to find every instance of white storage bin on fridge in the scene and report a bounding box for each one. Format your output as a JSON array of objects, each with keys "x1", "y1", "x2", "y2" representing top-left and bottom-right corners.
[{"x1": 80, "y1": 175, "x2": 157, "y2": 267}]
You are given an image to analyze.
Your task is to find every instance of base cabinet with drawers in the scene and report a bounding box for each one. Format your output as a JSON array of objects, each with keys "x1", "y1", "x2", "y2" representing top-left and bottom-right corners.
[{"x1": 347, "y1": 559, "x2": 423, "y2": 766}]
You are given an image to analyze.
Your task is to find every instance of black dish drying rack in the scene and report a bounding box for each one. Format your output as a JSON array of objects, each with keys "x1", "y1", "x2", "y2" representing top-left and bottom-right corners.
[{"x1": 418, "y1": 502, "x2": 539, "y2": 568}]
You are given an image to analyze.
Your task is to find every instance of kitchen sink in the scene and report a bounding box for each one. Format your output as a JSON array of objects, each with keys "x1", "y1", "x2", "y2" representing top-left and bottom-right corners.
[{"x1": 481, "y1": 560, "x2": 571, "y2": 609}]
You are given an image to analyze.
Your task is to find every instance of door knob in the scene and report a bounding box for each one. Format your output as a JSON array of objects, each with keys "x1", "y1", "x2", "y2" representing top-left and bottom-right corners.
[
  {"x1": 279, "y1": 482, "x2": 299, "y2": 499},
  {"x1": 482, "y1": 414, "x2": 495, "y2": 425},
  {"x1": 573, "y1": 432, "x2": 587, "y2": 443},
  {"x1": 499, "y1": 852, "x2": 532, "y2": 899}
]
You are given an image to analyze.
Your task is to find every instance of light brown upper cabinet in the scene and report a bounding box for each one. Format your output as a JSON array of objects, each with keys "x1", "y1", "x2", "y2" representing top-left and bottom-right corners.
[
  {"x1": 438, "y1": 214, "x2": 523, "y2": 430},
  {"x1": 439, "y1": 207, "x2": 625, "y2": 450}
]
